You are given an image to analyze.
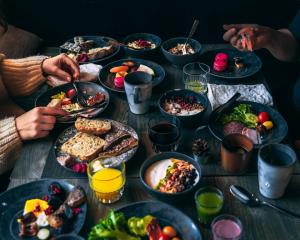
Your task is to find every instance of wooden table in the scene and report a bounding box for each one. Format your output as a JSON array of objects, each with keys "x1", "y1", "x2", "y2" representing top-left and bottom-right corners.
[{"x1": 8, "y1": 44, "x2": 300, "y2": 240}]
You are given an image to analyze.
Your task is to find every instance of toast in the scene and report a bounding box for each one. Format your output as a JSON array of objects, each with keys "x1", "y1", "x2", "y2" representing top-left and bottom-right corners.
[
  {"x1": 99, "y1": 136, "x2": 138, "y2": 157},
  {"x1": 61, "y1": 132, "x2": 106, "y2": 161},
  {"x1": 75, "y1": 118, "x2": 111, "y2": 135}
]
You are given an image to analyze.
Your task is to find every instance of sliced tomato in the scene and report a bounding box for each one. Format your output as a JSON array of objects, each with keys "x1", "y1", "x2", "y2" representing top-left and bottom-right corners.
[
  {"x1": 61, "y1": 98, "x2": 72, "y2": 105},
  {"x1": 67, "y1": 89, "x2": 76, "y2": 99}
]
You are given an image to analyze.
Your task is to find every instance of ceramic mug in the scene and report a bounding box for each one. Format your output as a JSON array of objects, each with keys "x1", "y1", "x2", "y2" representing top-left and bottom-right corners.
[
  {"x1": 258, "y1": 143, "x2": 297, "y2": 199},
  {"x1": 124, "y1": 71, "x2": 152, "y2": 114}
]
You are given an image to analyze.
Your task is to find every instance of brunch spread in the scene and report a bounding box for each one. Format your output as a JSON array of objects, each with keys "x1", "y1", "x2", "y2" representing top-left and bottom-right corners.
[
  {"x1": 17, "y1": 182, "x2": 86, "y2": 239},
  {"x1": 57, "y1": 118, "x2": 138, "y2": 173},
  {"x1": 168, "y1": 43, "x2": 195, "y2": 55},
  {"x1": 162, "y1": 95, "x2": 205, "y2": 116},
  {"x1": 60, "y1": 36, "x2": 115, "y2": 62},
  {"x1": 220, "y1": 104, "x2": 274, "y2": 144},
  {"x1": 145, "y1": 158, "x2": 199, "y2": 193},
  {"x1": 213, "y1": 53, "x2": 245, "y2": 72},
  {"x1": 88, "y1": 210, "x2": 181, "y2": 240},
  {"x1": 47, "y1": 89, "x2": 106, "y2": 113},
  {"x1": 127, "y1": 39, "x2": 156, "y2": 50},
  {"x1": 109, "y1": 61, "x2": 155, "y2": 88}
]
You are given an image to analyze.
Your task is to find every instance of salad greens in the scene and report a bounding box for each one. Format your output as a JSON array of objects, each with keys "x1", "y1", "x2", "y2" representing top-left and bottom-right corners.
[
  {"x1": 88, "y1": 210, "x2": 154, "y2": 240},
  {"x1": 221, "y1": 104, "x2": 258, "y2": 128}
]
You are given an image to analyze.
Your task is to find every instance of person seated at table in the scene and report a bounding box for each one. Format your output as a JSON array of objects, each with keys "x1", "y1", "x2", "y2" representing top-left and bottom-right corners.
[
  {"x1": 222, "y1": 9, "x2": 300, "y2": 149},
  {"x1": 0, "y1": 22, "x2": 80, "y2": 186}
]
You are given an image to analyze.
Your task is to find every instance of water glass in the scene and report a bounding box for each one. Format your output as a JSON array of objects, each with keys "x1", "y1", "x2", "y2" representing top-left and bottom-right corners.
[{"x1": 183, "y1": 62, "x2": 210, "y2": 94}]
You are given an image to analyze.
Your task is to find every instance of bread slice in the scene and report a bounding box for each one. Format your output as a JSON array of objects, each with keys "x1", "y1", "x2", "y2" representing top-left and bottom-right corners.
[
  {"x1": 75, "y1": 118, "x2": 111, "y2": 135},
  {"x1": 99, "y1": 137, "x2": 138, "y2": 157},
  {"x1": 61, "y1": 132, "x2": 106, "y2": 161}
]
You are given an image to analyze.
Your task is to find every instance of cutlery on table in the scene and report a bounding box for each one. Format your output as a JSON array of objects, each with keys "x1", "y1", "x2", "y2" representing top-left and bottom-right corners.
[
  {"x1": 183, "y1": 19, "x2": 199, "y2": 52},
  {"x1": 230, "y1": 185, "x2": 300, "y2": 220},
  {"x1": 72, "y1": 79, "x2": 88, "y2": 107}
]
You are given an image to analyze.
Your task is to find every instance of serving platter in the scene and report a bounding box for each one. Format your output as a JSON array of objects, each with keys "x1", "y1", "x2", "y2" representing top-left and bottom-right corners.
[
  {"x1": 208, "y1": 101, "x2": 288, "y2": 148},
  {"x1": 0, "y1": 179, "x2": 87, "y2": 240},
  {"x1": 98, "y1": 58, "x2": 165, "y2": 93},
  {"x1": 54, "y1": 119, "x2": 139, "y2": 173},
  {"x1": 35, "y1": 82, "x2": 110, "y2": 124},
  {"x1": 200, "y1": 48, "x2": 262, "y2": 79}
]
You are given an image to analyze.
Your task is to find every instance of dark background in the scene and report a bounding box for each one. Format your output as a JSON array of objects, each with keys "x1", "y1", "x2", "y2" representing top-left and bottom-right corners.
[{"x1": 1, "y1": 0, "x2": 299, "y2": 46}]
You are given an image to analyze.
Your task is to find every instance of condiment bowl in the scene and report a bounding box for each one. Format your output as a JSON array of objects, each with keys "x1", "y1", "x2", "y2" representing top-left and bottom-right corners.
[
  {"x1": 161, "y1": 37, "x2": 202, "y2": 67},
  {"x1": 140, "y1": 152, "x2": 202, "y2": 202}
]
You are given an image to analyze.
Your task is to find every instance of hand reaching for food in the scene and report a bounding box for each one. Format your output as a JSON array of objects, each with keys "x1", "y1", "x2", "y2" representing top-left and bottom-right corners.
[
  {"x1": 42, "y1": 53, "x2": 80, "y2": 82},
  {"x1": 15, "y1": 107, "x2": 68, "y2": 140},
  {"x1": 223, "y1": 24, "x2": 274, "y2": 52}
]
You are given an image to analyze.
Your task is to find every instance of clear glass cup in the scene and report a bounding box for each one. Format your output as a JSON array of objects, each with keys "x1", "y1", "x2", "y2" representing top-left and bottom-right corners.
[
  {"x1": 148, "y1": 115, "x2": 181, "y2": 153},
  {"x1": 87, "y1": 160, "x2": 126, "y2": 204},
  {"x1": 183, "y1": 62, "x2": 210, "y2": 94},
  {"x1": 211, "y1": 214, "x2": 243, "y2": 240},
  {"x1": 195, "y1": 186, "x2": 224, "y2": 225}
]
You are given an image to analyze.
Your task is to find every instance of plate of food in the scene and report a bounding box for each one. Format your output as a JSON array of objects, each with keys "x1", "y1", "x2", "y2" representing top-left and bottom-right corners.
[
  {"x1": 208, "y1": 101, "x2": 288, "y2": 147},
  {"x1": 98, "y1": 58, "x2": 165, "y2": 93},
  {"x1": 0, "y1": 179, "x2": 87, "y2": 240},
  {"x1": 35, "y1": 82, "x2": 109, "y2": 123},
  {"x1": 60, "y1": 36, "x2": 120, "y2": 64},
  {"x1": 88, "y1": 201, "x2": 202, "y2": 240},
  {"x1": 140, "y1": 152, "x2": 201, "y2": 202},
  {"x1": 200, "y1": 48, "x2": 262, "y2": 79},
  {"x1": 54, "y1": 118, "x2": 139, "y2": 173}
]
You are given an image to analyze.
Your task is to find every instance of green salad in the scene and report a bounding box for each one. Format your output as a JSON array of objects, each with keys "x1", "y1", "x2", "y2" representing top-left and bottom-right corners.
[{"x1": 220, "y1": 104, "x2": 258, "y2": 128}]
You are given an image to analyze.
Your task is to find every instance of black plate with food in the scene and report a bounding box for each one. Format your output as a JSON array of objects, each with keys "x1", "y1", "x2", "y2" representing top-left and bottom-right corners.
[
  {"x1": 200, "y1": 48, "x2": 262, "y2": 79},
  {"x1": 208, "y1": 101, "x2": 288, "y2": 147},
  {"x1": 35, "y1": 82, "x2": 109, "y2": 124},
  {"x1": 98, "y1": 58, "x2": 165, "y2": 93},
  {"x1": 0, "y1": 179, "x2": 87, "y2": 240},
  {"x1": 54, "y1": 118, "x2": 139, "y2": 174},
  {"x1": 60, "y1": 35, "x2": 120, "y2": 64},
  {"x1": 88, "y1": 201, "x2": 202, "y2": 240}
]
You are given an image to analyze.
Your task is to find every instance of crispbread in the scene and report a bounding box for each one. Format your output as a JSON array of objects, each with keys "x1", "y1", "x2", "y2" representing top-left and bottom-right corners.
[
  {"x1": 61, "y1": 132, "x2": 105, "y2": 161},
  {"x1": 75, "y1": 118, "x2": 111, "y2": 135}
]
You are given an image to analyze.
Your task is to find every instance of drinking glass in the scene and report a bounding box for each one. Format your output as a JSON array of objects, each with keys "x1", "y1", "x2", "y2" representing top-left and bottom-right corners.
[
  {"x1": 211, "y1": 214, "x2": 243, "y2": 240},
  {"x1": 148, "y1": 115, "x2": 181, "y2": 152},
  {"x1": 183, "y1": 62, "x2": 210, "y2": 94},
  {"x1": 195, "y1": 186, "x2": 224, "y2": 224},
  {"x1": 87, "y1": 160, "x2": 126, "y2": 204}
]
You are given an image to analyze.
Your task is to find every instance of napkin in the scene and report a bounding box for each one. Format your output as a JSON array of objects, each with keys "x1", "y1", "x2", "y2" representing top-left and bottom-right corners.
[
  {"x1": 47, "y1": 63, "x2": 102, "y2": 87},
  {"x1": 207, "y1": 83, "x2": 274, "y2": 110}
]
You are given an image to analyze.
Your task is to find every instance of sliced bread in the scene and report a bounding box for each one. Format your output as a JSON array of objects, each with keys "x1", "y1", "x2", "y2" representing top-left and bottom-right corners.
[
  {"x1": 75, "y1": 118, "x2": 111, "y2": 135},
  {"x1": 61, "y1": 132, "x2": 106, "y2": 161}
]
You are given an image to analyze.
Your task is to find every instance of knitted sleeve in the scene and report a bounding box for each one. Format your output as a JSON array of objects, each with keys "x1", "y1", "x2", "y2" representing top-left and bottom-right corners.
[
  {"x1": 0, "y1": 117, "x2": 22, "y2": 175},
  {"x1": 0, "y1": 54, "x2": 48, "y2": 96}
]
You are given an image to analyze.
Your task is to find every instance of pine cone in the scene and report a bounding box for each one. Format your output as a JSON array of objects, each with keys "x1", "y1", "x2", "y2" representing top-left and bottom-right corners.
[{"x1": 192, "y1": 139, "x2": 209, "y2": 156}]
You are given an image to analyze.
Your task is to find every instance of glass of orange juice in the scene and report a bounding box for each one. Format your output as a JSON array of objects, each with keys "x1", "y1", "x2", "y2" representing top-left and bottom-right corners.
[{"x1": 87, "y1": 159, "x2": 126, "y2": 204}]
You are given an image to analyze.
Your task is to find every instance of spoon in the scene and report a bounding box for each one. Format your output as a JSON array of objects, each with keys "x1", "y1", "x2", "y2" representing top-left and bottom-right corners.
[
  {"x1": 230, "y1": 185, "x2": 300, "y2": 219},
  {"x1": 183, "y1": 19, "x2": 199, "y2": 51}
]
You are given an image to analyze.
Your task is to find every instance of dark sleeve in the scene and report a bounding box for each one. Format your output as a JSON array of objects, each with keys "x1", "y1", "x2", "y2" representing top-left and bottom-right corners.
[{"x1": 289, "y1": 9, "x2": 300, "y2": 44}]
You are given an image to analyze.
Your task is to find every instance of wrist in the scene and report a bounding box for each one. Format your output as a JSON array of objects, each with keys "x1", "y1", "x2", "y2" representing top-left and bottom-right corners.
[
  {"x1": 41, "y1": 57, "x2": 50, "y2": 77},
  {"x1": 265, "y1": 28, "x2": 278, "y2": 52}
]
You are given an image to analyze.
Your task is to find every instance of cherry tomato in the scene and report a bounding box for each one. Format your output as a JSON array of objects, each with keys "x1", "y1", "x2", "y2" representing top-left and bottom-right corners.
[
  {"x1": 61, "y1": 98, "x2": 72, "y2": 105},
  {"x1": 163, "y1": 226, "x2": 177, "y2": 238},
  {"x1": 67, "y1": 89, "x2": 76, "y2": 99},
  {"x1": 158, "y1": 233, "x2": 171, "y2": 240},
  {"x1": 258, "y1": 112, "x2": 269, "y2": 123},
  {"x1": 262, "y1": 121, "x2": 274, "y2": 130}
]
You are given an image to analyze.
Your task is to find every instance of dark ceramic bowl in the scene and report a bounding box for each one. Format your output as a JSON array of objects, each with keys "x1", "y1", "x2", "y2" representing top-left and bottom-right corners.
[
  {"x1": 55, "y1": 234, "x2": 85, "y2": 240},
  {"x1": 158, "y1": 89, "x2": 208, "y2": 127},
  {"x1": 161, "y1": 37, "x2": 202, "y2": 67},
  {"x1": 60, "y1": 35, "x2": 120, "y2": 64},
  {"x1": 123, "y1": 33, "x2": 161, "y2": 58},
  {"x1": 140, "y1": 152, "x2": 202, "y2": 202},
  {"x1": 116, "y1": 201, "x2": 202, "y2": 240}
]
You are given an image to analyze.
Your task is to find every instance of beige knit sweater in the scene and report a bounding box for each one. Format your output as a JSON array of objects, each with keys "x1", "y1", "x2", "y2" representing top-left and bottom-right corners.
[{"x1": 0, "y1": 54, "x2": 47, "y2": 175}]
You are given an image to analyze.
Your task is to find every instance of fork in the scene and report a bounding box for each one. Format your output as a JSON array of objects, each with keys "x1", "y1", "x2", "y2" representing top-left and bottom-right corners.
[{"x1": 72, "y1": 80, "x2": 88, "y2": 107}]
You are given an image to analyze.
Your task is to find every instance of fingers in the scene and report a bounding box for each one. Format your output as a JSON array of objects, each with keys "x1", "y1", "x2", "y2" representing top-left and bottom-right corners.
[
  {"x1": 223, "y1": 28, "x2": 237, "y2": 42},
  {"x1": 39, "y1": 115, "x2": 57, "y2": 124},
  {"x1": 60, "y1": 54, "x2": 80, "y2": 80},
  {"x1": 223, "y1": 24, "x2": 253, "y2": 31},
  {"x1": 37, "y1": 107, "x2": 68, "y2": 116},
  {"x1": 37, "y1": 123, "x2": 55, "y2": 131},
  {"x1": 51, "y1": 67, "x2": 72, "y2": 82}
]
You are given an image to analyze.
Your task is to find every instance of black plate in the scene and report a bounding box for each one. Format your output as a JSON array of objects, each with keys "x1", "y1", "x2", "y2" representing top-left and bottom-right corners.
[
  {"x1": 200, "y1": 48, "x2": 262, "y2": 79},
  {"x1": 116, "y1": 201, "x2": 202, "y2": 240},
  {"x1": 208, "y1": 101, "x2": 288, "y2": 147},
  {"x1": 35, "y1": 82, "x2": 110, "y2": 124},
  {"x1": 0, "y1": 179, "x2": 87, "y2": 240},
  {"x1": 54, "y1": 119, "x2": 139, "y2": 173},
  {"x1": 60, "y1": 35, "x2": 120, "y2": 64},
  {"x1": 99, "y1": 58, "x2": 165, "y2": 93}
]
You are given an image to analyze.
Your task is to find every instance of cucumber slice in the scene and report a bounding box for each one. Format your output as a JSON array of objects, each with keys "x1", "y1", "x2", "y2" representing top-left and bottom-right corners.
[{"x1": 37, "y1": 228, "x2": 50, "y2": 240}]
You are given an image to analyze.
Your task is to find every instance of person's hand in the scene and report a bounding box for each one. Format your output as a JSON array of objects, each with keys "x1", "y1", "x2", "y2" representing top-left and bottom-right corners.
[
  {"x1": 42, "y1": 53, "x2": 80, "y2": 83},
  {"x1": 223, "y1": 24, "x2": 274, "y2": 51},
  {"x1": 15, "y1": 107, "x2": 68, "y2": 140}
]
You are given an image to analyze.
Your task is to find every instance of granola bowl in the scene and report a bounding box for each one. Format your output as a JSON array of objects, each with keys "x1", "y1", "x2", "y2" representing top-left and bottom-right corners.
[{"x1": 140, "y1": 152, "x2": 201, "y2": 202}]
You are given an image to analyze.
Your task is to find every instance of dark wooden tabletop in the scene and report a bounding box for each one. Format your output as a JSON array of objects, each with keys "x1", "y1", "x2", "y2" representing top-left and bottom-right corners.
[{"x1": 8, "y1": 44, "x2": 300, "y2": 240}]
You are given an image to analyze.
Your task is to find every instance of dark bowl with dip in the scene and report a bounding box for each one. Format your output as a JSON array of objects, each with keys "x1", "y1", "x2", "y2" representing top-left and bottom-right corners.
[{"x1": 140, "y1": 152, "x2": 202, "y2": 202}]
